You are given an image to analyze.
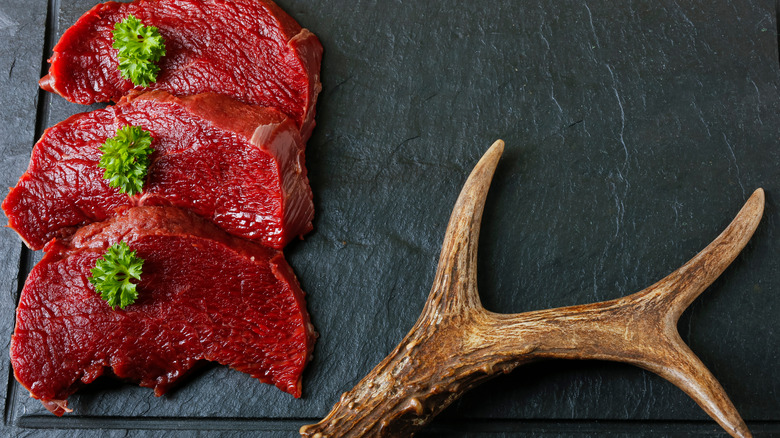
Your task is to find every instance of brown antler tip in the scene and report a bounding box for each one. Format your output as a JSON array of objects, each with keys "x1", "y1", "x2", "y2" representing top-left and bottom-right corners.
[{"x1": 488, "y1": 139, "x2": 504, "y2": 155}]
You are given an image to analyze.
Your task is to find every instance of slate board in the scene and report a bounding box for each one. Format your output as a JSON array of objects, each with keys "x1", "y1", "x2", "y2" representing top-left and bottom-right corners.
[{"x1": 1, "y1": 0, "x2": 778, "y2": 436}]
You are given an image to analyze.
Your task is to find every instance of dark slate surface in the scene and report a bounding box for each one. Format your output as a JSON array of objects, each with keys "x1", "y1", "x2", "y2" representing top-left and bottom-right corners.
[
  {"x1": 2, "y1": 0, "x2": 779, "y2": 436},
  {"x1": 0, "y1": 0, "x2": 48, "y2": 431}
]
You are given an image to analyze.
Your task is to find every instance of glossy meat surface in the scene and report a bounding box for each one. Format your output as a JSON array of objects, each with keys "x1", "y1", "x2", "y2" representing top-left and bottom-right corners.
[
  {"x1": 2, "y1": 91, "x2": 314, "y2": 250},
  {"x1": 11, "y1": 206, "x2": 316, "y2": 415},
  {"x1": 40, "y1": 0, "x2": 323, "y2": 140}
]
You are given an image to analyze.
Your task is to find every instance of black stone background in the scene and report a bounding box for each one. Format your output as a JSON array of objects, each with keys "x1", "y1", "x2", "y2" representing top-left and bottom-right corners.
[{"x1": 0, "y1": 0, "x2": 778, "y2": 436}]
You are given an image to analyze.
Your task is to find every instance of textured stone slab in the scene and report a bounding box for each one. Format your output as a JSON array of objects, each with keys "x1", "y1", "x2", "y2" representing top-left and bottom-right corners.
[
  {"x1": 0, "y1": 0, "x2": 47, "y2": 429},
  {"x1": 2, "y1": 0, "x2": 778, "y2": 435}
]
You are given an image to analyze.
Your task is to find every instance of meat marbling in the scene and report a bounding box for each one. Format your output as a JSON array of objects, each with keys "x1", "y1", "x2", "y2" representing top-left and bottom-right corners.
[
  {"x1": 40, "y1": 0, "x2": 323, "y2": 141},
  {"x1": 10, "y1": 206, "x2": 316, "y2": 415},
  {"x1": 2, "y1": 90, "x2": 314, "y2": 250}
]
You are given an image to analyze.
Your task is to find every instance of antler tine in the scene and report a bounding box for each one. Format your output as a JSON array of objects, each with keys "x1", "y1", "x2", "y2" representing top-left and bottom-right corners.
[
  {"x1": 422, "y1": 139, "x2": 504, "y2": 316},
  {"x1": 640, "y1": 336, "x2": 752, "y2": 438},
  {"x1": 641, "y1": 188, "x2": 765, "y2": 323}
]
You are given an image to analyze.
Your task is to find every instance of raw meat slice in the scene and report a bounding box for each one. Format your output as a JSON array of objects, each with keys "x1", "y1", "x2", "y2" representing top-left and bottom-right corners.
[
  {"x1": 40, "y1": 0, "x2": 323, "y2": 140},
  {"x1": 10, "y1": 206, "x2": 316, "y2": 415},
  {"x1": 2, "y1": 90, "x2": 314, "y2": 250}
]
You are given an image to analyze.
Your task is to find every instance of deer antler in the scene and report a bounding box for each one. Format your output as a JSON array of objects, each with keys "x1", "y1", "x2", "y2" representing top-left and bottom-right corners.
[{"x1": 300, "y1": 140, "x2": 764, "y2": 438}]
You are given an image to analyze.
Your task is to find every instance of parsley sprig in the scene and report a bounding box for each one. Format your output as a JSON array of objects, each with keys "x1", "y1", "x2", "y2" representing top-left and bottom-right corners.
[
  {"x1": 98, "y1": 125, "x2": 155, "y2": 195},
  {"x1": 113, "y1": 15, "x2": 166, "y2": 87},
  {"x1": 89, "y1": 242, "x2": 144, "y2": 309}
]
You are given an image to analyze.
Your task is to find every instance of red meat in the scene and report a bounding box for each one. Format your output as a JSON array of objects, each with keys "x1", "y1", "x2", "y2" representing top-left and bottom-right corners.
[
  {"x1": 2, "y1": 90, "x2": 314, "y2": 250},
  {"x1": 10, "y1": 206, "x2": 316, "y2": 415},
  {"x1": 39, "y1": 0, "x2": 322, "y2": 141}
]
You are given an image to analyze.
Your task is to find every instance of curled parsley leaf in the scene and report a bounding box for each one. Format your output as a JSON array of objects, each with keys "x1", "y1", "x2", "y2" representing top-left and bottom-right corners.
[
  {"x1": 113, "y1": 15, "x2": 166, "y2": 87},
  {"x1": 88, "y1": 242, "x2": 144, "y2": 309},
  {"x1": 98, "y1": 125, "x2": 155, "y2": 195}
]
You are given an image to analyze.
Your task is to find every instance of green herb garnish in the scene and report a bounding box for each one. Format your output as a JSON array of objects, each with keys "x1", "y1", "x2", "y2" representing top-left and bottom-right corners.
[
  {"x1": 112, "y1": 15, "x2": 166, "y2": 87},
  {"x1": 98, "y1": 125, "x2": 154, "y2": 195},
  {"x1": 88, "y1": 242, "x2": 144, "y2": 309}
]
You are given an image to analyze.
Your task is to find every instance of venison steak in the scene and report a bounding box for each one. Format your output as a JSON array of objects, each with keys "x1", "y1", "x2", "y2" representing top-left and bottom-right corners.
[
  {"x1": 10, "y1": 206, "x2": 316, "y2": 415},
  {"x1": 2, "y1": 90, "x2": 314, "y2": 250},
  {"x1": 40, "y1": 0, "x2": 322, "y2": 140}
]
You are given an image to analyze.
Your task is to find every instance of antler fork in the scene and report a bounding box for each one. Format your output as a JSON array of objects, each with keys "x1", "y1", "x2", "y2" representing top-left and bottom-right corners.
[{"x1": 301, "y1": 140, "x2": 764, "y2": 438}]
